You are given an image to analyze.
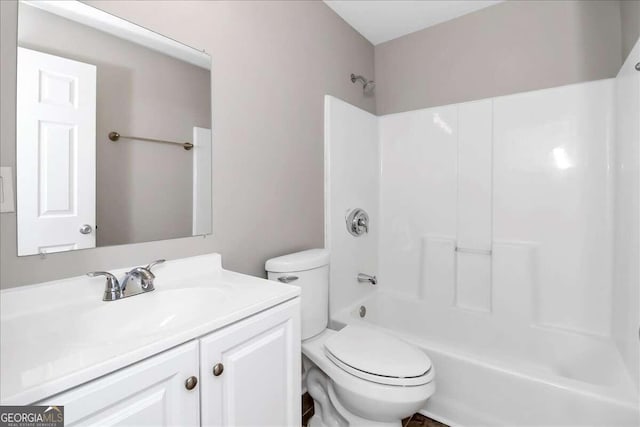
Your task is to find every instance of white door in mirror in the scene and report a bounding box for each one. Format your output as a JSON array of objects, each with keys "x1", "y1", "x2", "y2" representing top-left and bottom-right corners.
[{"x1": 16, "y1": 47, "x2": 97, "y2": 256}]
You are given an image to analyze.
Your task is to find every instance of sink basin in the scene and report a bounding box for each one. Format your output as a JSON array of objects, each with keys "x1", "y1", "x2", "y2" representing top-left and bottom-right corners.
[
  {"x1": 3, "y1": 288, "x2": 226, "y2": 350},
  {"x1": 74, "y1": 288, "x2": 226, "y2": 345}
]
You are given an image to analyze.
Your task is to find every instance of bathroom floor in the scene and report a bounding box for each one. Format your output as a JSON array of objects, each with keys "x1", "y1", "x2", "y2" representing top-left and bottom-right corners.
[
  {"x1": 302, "y1": 392, "x2": 314, "y2": 426},
  {"x1": 402, "y1": 413, "x2": 448, "y2": 427},
  {"x1": 301, "y1": 392, "x2": 448, "y2": 427}
]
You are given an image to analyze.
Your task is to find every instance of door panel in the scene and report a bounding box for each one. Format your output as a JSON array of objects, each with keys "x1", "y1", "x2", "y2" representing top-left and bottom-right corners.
[
  {"x1": 39, "y1": 121, "x2": 75, "y2": 216},
  {"x1": 37, "y1": 341, "x2": 199, "y2": 427},
  {"x1": 200, "y1": 299, "x2": 301, "y2": 427},
  {"x1": 192, "y1": 126, "x2": 212, "y2": 236},
  {"x1": 17, "y1": 47, "x2": 96, "y2": 255}
]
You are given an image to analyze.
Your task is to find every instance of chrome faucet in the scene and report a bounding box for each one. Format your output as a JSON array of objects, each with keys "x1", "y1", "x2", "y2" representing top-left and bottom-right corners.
[
  {"x1": 88, "y1": 259, "x2": 165, "y2": 301},
  {"x1": 357, "y1": 273, "x2": 377, "y2": 285},
  {"x1": 121, "y1": 259, "x2": 165, "y2": 292}
]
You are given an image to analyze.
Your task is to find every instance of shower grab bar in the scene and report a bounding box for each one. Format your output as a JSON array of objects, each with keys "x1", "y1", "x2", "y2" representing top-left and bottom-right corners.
[
  {"x1": 108, "y1": 131, "x2": 194, "y2": 151},
  {"x1": 455, "y1": 247, "x2": 492, "y2": 255}
]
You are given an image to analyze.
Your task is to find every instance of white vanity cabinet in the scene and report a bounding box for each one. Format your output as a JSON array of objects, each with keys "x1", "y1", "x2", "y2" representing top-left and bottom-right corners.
[
  {"x1": 199, "y1": 298, "x2": 301, "y2": 426},
  {"x1": 36, "y1": 299, "x2": 300, "y2": 427},
  {"x1": 38, "y1": 341, "x2": 201, "y2": 426}
]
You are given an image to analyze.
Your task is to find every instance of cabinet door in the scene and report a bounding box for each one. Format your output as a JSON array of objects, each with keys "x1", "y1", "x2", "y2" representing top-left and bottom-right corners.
[
  {"x1": 38, "y1": 341, "x2": 200, "y2": 426},
  {"x1": 200, "y1": 299, "x2": 301, "y2": 427}
]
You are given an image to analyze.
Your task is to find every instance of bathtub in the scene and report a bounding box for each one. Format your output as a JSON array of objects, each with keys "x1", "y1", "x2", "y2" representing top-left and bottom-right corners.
[{"x1": 332, "y1": 291, "x2": 639, "y2": 427}]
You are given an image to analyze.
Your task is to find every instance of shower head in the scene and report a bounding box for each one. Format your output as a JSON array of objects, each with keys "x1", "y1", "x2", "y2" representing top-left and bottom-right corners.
[{"x1": 351, "y1": 73, "x2": 375, "y2": 95}]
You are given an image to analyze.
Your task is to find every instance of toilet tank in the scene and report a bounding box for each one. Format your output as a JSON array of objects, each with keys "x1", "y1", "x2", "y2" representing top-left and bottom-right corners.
[{"x1": 265, "y1": 249, "x2": 330, "y2": 340}]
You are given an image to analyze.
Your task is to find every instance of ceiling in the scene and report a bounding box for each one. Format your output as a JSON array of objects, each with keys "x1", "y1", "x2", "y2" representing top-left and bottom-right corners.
[{"x1": 324, "y1": 0, "x2": 503, "y2": 45}]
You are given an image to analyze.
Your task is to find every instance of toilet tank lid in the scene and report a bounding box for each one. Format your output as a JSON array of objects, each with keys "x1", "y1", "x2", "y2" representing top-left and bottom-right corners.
[{"x1": 265, "y1": 249, "x2": 330, "y2": 272}]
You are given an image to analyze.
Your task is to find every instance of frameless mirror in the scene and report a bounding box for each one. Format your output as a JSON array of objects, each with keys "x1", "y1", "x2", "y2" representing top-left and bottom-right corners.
[{"x1": 16, "y1": 0, "x2": 212, "y2": 256}]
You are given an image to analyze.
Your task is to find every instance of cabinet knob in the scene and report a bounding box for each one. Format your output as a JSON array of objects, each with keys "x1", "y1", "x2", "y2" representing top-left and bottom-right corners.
[
  {"x1": 185, "y1": 376, "x2": 198, "y2": 390},
  {"x1": 213, "y1": 363, "x2": 224, "y2": 376}
]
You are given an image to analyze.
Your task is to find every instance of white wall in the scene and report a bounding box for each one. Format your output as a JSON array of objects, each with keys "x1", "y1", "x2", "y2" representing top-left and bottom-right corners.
[
  {"x1": 324, "y1": 96, "x2": 378, "y2": 316},
  {"x1": 493, "y1": 80, "x2": 614, "y2": 336},
  {"x1": 612, "y1": 39, "x2": 640, "y2": 390},
  {"x1": 377, "y1": 80, "x2": 614, "y2": 337},
  {"x1": 378, "y1": 105, "x2": 458, "y2": 299},
  {"x1": 327, "y1": 81, "x2": 619, "y2": 339}
]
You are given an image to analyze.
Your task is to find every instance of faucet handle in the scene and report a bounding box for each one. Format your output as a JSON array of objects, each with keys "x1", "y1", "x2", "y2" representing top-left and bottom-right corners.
[
  {"x1": 87, "y1": 271, "x2": 118, "y2": 282},
  {"x1": 145, "y1": 259, "x2": 166, "y2": 271},
  {"x1": 87, "y1": 271, "x2": 122, "y2": 301},
  {"x1": 132, "y1": 259, "x2": 164, "y2": 292},
  {"x1": 357, "y1": 217, "x2": 369, "y2": 233}
]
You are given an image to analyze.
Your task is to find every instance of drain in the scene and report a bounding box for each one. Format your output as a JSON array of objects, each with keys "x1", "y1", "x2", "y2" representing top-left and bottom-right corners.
[{"x1": 359, "y1": 305, "x2": 366, "y2": 318}]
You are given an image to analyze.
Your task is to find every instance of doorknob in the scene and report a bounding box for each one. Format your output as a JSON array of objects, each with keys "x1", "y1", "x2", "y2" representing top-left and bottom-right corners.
[{"x1": 79, "y1": 224, "x2": 93, "y2": 234}]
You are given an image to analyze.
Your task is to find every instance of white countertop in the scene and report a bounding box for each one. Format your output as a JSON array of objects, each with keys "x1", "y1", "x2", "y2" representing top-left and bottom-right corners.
[{"x1": 0, "y1": 253, "x2": 300, "y2": 405}]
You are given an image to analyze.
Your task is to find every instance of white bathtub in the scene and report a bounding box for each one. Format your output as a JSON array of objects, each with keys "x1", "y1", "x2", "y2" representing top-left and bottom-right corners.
[{"x1": 332, "y1": 291, "x2": 639, "y2": 427}]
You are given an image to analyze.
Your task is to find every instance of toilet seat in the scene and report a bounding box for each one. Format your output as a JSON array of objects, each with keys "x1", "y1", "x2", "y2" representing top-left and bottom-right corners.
[
  {"x1": 325, "y1": 351, "x2": 432, "y2": 386},
  {"x1": 323, "y1": 325, "x2": 433, "y2": 386}
]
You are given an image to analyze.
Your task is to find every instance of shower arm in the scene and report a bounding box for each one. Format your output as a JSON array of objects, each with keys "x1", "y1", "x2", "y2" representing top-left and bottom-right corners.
[{"x1": 351, "y1": 74, "x2": 367, "y2": 85}]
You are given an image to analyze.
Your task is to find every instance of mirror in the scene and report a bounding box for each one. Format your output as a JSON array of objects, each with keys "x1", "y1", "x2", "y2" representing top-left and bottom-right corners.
[{"x1": 16, "y1": 0, "x2": 212, "y2": 256}]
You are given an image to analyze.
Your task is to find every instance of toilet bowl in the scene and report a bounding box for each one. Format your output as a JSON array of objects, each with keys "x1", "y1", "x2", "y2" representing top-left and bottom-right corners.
[
  {"x1": 304, "y1": 327, "x2": 434, "y2": 426},
  {"x1": 266, "y1": 249, "x2": 435, "y2": 427}
]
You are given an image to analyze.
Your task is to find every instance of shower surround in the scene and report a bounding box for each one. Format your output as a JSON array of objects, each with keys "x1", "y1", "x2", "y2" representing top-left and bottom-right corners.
[{"x1": 324, "y1": 42, "x2": 639, "y2": 426}]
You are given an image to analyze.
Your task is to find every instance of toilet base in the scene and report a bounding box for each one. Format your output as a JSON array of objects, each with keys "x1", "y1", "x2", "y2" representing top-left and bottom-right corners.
[
  {"x1": 308, "y1": 413, "x2": 400, "y2": 427},
  {"x1": 306, "y1": 367, "x2": 402, "y2": 427}
]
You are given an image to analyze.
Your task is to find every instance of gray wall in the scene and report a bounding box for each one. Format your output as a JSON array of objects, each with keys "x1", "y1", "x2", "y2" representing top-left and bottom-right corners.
[
  {"x1": 0, "y1": 0, "x2": 375, "y2": 288},
  {"x1": 18, "y1": 4, "x2": 211, "y2": 247},
  {"x1": 621, "y1": 0, "x2": 640, "y2": 62},
  {"x1": 375, "y1": 0, "x2": 625, "y2": 115}
]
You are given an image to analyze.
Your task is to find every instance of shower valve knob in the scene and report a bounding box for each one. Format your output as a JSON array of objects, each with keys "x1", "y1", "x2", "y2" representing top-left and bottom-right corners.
[{"x1": 346, "y1": 208, "x2": 369, "y2": 237}]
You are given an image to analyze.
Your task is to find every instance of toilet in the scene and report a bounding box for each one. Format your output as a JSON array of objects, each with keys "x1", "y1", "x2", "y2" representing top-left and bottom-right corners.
[{"x1": 266, "y1": 249, "x2": 435, "y2": 427}]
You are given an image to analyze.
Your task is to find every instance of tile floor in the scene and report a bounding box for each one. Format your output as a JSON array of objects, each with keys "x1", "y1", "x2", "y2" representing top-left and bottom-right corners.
[
  {"x1": 301, "y1": 392, "x2": 448, "y2": 427},
  {"x1": 402, "y1": 413, "x2": 448, "y2": 427},
  {"x1": 302, "y1": 392, "x2": 314, "y2": 426}
]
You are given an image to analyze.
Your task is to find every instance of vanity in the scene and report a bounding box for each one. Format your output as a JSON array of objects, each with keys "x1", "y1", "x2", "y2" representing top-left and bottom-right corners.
[
  {"x1": 0, "y1": 254, "x2": 302, "y2": 426},
  {"x1": 2, "y1": 2, "x2": 302, "y2": 424}
]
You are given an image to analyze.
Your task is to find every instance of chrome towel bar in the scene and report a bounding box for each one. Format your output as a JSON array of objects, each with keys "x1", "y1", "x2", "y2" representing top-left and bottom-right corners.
[
  {"x1": 108, "y1": 131, "x2": 193, "y2": 151},
  {"x1": 455, "y1": 247, "x2": 492, "y2": 255}
]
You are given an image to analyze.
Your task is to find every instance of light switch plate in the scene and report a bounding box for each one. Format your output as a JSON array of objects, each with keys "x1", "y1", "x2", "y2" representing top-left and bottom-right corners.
[{"x1": 0, "y1": 166, "x2": 15, "y2": 213}]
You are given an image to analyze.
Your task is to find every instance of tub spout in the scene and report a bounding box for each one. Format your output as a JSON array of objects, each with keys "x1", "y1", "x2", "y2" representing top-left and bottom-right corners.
[{"x1": 357, "y1": 273, "x2": 377, "y2": 285}]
